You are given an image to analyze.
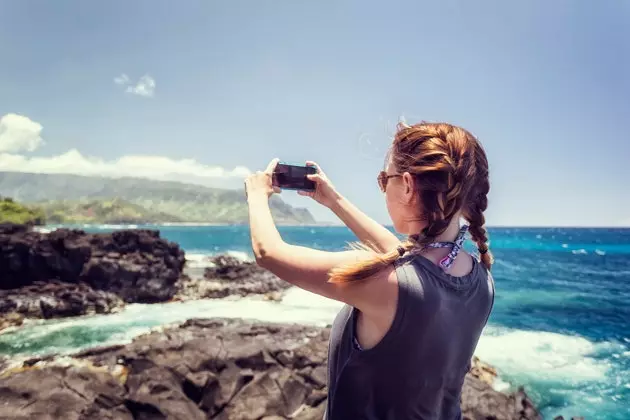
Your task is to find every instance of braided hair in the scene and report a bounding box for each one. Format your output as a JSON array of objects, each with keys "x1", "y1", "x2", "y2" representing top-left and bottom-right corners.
[{"x1": 329, "y1": 122, "x2": 492, "y2": 283}]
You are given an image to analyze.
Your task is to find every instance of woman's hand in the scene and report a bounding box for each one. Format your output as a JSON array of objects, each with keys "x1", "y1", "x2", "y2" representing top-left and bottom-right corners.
[
  {"x1": 298, "y1": 161, "x2": 340, "y2": 208},
  {"x1": 245, "y1": 158, "x2": 281, "y2": 200}
]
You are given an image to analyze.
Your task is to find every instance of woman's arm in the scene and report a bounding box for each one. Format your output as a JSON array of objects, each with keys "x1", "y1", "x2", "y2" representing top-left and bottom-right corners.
[{"x1": 247, "y1": 191, "x2": 396, "y2": 310}]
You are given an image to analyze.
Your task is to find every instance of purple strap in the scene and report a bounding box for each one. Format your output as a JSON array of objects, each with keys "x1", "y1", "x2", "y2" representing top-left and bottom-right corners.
[{"x1": 409, "y1": 224, "x2": 469, "y2": 270}]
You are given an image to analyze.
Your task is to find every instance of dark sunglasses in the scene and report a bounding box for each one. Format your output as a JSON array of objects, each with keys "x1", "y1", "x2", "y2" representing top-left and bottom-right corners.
[{"x1": 377, "y1": 171, "x2": 402, "y2": 192}]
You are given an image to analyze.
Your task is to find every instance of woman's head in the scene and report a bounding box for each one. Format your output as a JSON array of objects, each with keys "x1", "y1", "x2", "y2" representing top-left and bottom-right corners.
[{"x1": 330, "y1": 121, "x2": 492, "y2": 283}]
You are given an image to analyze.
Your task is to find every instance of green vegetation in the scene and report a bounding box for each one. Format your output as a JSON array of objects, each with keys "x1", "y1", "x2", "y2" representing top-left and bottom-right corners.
[
  {"x1": 0, "y1": 172, "x2": 316, "y2": 225},
  {"x1": 0, "y1": 197, "x2": 45, "y2": 225},
  {"x1": 39, "y1": 198, "x2": 182, "y2": 224}
]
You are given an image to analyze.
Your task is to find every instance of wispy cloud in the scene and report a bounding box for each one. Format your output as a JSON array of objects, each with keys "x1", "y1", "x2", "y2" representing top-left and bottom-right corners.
[
  {"x1": 126, "y1": 75, "x2": 156, "y2": 97},
  {"x1": 113, "y1": 73, "x2": 130, "y2": 85},
  {"x1": 113, "y1": 73, "x2": 156, "y2": 98},
  {"x1": 0, "y1": 113, "x2": 44, "y2": 153},
  {"x1": 0, "y1": 113, "x2": 250, "y2": 187}
]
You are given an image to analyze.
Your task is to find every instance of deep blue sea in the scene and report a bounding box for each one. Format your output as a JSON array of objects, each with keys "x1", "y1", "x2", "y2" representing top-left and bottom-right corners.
[{"x1": 1, "y1": 225, "x2": 628, "y2": 419}]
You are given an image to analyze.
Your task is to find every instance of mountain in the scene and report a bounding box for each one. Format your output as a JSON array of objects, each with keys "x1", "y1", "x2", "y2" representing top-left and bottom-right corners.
[{"x1": 0, "y1": 172, "x2": 316, "y2": 225}]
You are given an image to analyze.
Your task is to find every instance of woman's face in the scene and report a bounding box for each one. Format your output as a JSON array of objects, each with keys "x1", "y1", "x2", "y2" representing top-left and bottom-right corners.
[{"x1": 383, "y1": 160, "x2": 424, "y2": 235}]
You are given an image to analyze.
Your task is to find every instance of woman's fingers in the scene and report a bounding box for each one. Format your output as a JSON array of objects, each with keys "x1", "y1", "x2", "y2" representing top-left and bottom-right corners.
[
  {"x1": 265, "y1": 158, "x2": 280, "y2": 174},
  {"x1": 305, "y1": 161, "x2": 323, "y2": 173}
]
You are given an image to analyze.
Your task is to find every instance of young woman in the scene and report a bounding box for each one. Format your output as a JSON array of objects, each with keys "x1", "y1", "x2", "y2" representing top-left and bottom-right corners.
[{"x1": 244, "y1": 121, "x2": 495, "y2": 420}]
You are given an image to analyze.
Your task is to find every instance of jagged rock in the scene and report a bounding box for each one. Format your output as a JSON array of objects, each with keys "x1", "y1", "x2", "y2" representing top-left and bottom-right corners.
[
  {"x1": 469, "y1": 355, "x2": 498, "y2": 386},
  {"x1": 0, "y1": 281, "x2": 124, "y2": 323},
  {"x1": 0, "y1": 318, "x2": 544, "y2": 420},
  {"x1": 0, "y1": 226, "x2": 186, "y2": 330},
  {"x1": 176, "y1": 255, "x2": 290, "y2": 300},
  {"x1": 0, "y1": 226, "x2": 185, "y2": 301}
]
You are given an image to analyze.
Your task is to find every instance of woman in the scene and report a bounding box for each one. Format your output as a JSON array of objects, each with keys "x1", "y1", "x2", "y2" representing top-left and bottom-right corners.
[{"x1": 244, "y1": 121, "x2": 495, "y2": 420}]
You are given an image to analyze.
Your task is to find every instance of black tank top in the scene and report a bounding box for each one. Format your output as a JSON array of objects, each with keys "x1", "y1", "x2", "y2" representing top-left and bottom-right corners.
[{"x1": 324, "y1": 254, "x2": 495, "y2": 420}]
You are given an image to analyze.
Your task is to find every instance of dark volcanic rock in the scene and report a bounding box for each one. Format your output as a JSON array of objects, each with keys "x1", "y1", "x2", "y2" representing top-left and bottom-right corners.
[
  {"x1": 177, "y1": 255, "x2": 290, "y2": 300},
  {"x1": 0, "y1": 281, "x2": 124, "y2": 323},
  {"x1": 0, "y1": 226, "x2": 185, "y2": 302},
  {"x1": 0, "y1": 225, "x2": 185, "y2": 329},
  {"x1": 0, "y1": 318, "x2": 541, "y2": 420}
]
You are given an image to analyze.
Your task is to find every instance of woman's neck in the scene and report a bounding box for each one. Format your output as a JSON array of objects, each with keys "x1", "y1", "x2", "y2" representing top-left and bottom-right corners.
[
  {"x1": 407, "y1": 218, "x2": 463, "y2": 244},
  {"x1": 434, "y1": 220, "x2": 463, "y2": 243}
]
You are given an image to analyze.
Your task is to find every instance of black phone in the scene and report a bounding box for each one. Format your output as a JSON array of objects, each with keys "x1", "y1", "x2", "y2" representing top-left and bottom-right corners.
[{"x1": 273, "y1": 163, "x2": 317, "y2": 191}]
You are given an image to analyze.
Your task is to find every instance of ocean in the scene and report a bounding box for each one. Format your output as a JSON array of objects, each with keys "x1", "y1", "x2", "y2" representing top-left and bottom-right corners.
[{"x1": 0, "y1": 225, "x2": 628, "y2": 419}]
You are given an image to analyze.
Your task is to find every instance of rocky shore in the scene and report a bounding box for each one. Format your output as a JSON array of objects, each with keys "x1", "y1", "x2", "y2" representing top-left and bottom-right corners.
[
  {"x1": 0, "y1": 225, "x2": 289, "y2": 331},
  {"x1": 0, "y1": 224, "x2": 186, "y2": 330},
  {"x1": 0, "y1": 318, "x2": 542, "y2": 420}
]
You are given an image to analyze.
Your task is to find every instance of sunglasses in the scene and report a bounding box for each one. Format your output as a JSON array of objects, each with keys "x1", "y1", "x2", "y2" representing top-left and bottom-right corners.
[{"x1": 377, "y1": 171, "x2": 402, "y2": 192}]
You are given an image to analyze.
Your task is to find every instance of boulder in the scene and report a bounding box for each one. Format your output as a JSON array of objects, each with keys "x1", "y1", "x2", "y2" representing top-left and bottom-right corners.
[
  {"x1": 176, "y1": 255, "x2": 290, "y2": 300},
  {"x1": 0, "y1": 226, "x2": 186, "y2": 330}
]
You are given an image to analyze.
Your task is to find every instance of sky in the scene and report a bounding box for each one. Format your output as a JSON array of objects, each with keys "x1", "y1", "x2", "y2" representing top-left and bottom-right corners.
[{"x1": 0, "y1": 0, "x2": 628, "y2": 227}]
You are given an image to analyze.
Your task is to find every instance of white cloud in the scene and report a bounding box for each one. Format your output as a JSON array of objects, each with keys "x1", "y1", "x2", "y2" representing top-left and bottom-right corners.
[
  {"x1": 0, "y1": 149, "x2": 251, "y2": 185},
  {"x1": 0, "y1": 113, "x2": 250, "y2": 187},
  {"x1": 113, "y1": 74, "x2": 156, "y2": 98},
  {"x1": 113, "y1": 73, "x2": 130, "y2": 85},
  {"x1": 126, "y1": 75, "x2": 156, "y2": 97},
  {"x1": 0, "y1": 113, "x2": 44, "y2": 153}
]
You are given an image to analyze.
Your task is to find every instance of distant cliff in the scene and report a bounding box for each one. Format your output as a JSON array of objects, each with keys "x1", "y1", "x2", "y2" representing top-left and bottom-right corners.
[{"x1": 0, "y1": 172, "x2": 316, "y2": 225}]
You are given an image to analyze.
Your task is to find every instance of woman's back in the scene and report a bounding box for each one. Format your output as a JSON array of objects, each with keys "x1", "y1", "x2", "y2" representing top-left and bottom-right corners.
[{"x1": 325, "y1": 254, "x2": 495, "y2": 420}]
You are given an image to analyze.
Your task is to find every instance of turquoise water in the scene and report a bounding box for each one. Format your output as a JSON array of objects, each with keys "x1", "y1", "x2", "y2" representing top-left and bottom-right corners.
[{"x1": 1, "y1": 225, "x2": 629, "y2": 419}]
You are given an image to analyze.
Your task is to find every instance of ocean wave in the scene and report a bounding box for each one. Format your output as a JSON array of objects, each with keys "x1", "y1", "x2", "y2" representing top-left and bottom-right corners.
[
  {"x1": 476, "y1": 326, "x2": 609, "y2": 382},
  {"x1": 475, "y1": 325, "x2": 629, "y2": 419}
]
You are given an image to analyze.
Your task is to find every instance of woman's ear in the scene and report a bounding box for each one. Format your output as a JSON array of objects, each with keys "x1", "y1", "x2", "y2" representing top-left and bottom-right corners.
[{"x1": 402, "y1": 172, "x2": 416, "y2": 204}]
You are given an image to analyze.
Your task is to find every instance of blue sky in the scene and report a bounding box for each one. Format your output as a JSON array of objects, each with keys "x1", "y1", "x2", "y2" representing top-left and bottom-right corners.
[{"x1": 0, "y1": 0, "x2": 628, "y2": 226}]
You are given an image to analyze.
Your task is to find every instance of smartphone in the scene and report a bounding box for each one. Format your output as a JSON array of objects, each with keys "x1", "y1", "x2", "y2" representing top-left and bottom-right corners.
[{"x1": 273, "y1": 162, "x2": 317, "y2": 191}]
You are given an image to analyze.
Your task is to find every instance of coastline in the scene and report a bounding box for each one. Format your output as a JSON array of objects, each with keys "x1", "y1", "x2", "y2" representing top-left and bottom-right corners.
[{"x1": 0, "y1": 223, "x2": 604, "y2": 418}]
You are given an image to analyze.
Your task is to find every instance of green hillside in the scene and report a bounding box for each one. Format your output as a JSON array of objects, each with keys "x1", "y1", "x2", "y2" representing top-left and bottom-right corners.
[
  {"x1": 0, "y1": 172, "x2": 316, "y2": 225},
  {"x1": 39, "y1": 198, "x2": 183, "y2": 224},
  {"x1": 0, "y1": 197, "x2": 45, "y2": 225}
]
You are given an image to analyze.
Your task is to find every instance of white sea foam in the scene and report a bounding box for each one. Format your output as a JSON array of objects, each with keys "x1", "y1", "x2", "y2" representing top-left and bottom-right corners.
[
  {"x1": 185, "y1": 253, "x2": 215, "y2": 269},
  {"x1": 225, "y1": 250, "x2": 252, "y2": 262},
  {"x1": 595, "y1": 249, "x2": 606, "y2": 256},
  {"x1": 571, "y1": 249, "x2": 588, "y2": 255},
  {"x1": 32, "y1": 226, "x2": 53, "y2": 233},
  {"x1": 89, "y1": 224, "x2": 139, "y2": 230},
  {"x1": 475, "y1": 326, "x2": 609, "y2": 384},
  {"x1": 185, "y1": 249, "x2": 253, "y2": 270}
]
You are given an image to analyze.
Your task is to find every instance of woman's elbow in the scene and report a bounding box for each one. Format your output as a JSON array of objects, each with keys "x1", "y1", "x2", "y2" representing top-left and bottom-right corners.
[
  {"x1": 254, "y1": 248, "x2": 270, "y2": 267},
  {"x1": 254, "y1": 244, "x2": 290, "y2": 272},
  {"x1": 253, "y1": 242, "x2": 283, "y2": 268}
]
